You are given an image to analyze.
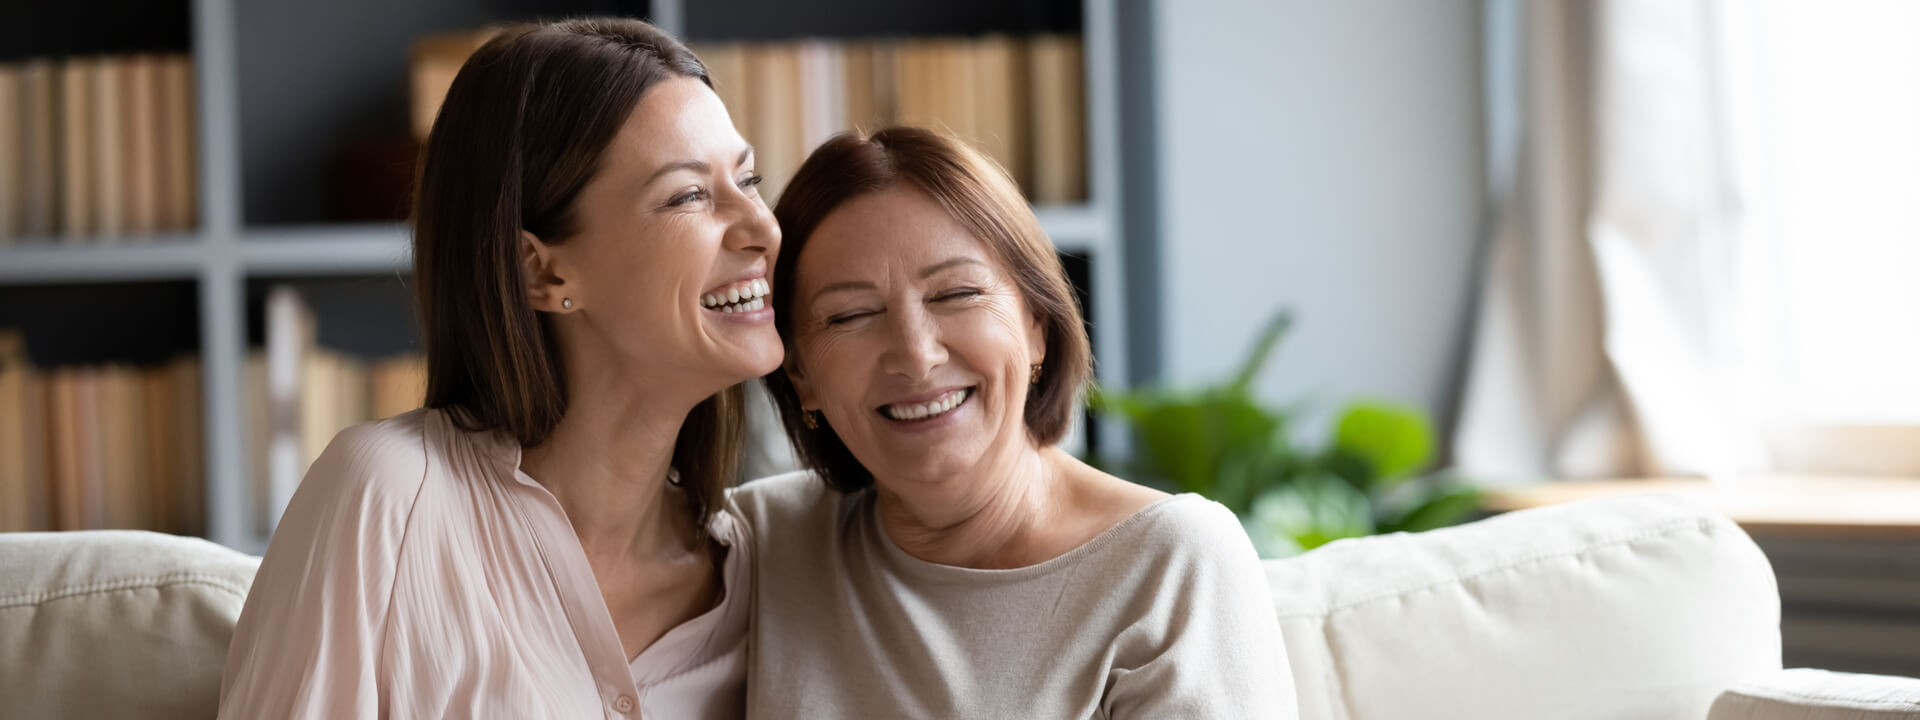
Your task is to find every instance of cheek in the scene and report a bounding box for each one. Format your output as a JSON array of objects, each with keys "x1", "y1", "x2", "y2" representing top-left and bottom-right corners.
[{"x1": 799, "y1": 332, "x2": 860, "y2": 399}]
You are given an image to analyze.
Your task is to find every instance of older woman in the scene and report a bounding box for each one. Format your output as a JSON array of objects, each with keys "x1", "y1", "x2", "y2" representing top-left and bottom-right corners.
[
  {"x1": 736, "y1": 127, "x2": 1295, "y2": 717},
  {"x1": 220, "y1": 19, "x2": 777, "y2": 718}
]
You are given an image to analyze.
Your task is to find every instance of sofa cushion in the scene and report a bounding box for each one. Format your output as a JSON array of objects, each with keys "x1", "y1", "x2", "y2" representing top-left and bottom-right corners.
[
  {"x1": 1265, "y1": 494, "x2": 1783, "y2": 720},
  {"x1": 0, "y1": 531, "x2": 260, "y2": 720},
  {"x1": 1710, "y1": 668, "x2": 1920, "y2": 719}
]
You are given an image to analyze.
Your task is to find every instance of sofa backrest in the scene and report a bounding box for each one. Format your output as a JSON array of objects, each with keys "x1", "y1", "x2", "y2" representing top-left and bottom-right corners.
[
  {"x1": 0, "y1": 531, "x2": 260, "y2": 720},
  {"x1": 1264, "y1": 493, "x2": 1784, "y2": 720}
]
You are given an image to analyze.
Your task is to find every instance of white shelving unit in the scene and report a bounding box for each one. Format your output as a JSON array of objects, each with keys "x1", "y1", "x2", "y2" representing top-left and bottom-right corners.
[{"x1": 0, "y1": 0, "x2": 1125, "y2": 554}]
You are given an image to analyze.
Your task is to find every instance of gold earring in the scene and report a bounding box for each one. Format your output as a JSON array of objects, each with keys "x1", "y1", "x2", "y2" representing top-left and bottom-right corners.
[
  {"x1": 561, "y1": 298, "x2": 573, "y2": 310},
  {"x1": 802, "y1": 410, "x2": 819, "y2": 430},
  {"x1": 1030, "y1": 363, "x2": 1043, "y2": 383}
]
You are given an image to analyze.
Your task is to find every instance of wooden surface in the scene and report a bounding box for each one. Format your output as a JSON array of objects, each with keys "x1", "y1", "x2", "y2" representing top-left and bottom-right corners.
[{"x1": 1480, "y1": 476, "x2": 1920, "y2": 538}]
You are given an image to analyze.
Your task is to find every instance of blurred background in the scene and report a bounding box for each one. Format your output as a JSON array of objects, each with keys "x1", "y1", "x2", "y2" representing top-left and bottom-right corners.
[{"x1": 0, "y1": 0, "x2": 1915, "y2": 676}]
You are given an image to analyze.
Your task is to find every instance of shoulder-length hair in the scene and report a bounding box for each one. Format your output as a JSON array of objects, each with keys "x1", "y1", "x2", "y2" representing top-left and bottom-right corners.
[
  {"x1": 765, "y1": 126, "x2": 1093, "y2": 493},
  {"x1": 412, "y1": 18, "x2": 741, "y2": 529}
]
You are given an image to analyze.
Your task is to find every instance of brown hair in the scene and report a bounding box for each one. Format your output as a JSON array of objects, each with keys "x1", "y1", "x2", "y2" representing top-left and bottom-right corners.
[
  {"x1": 412, "y1": 18, "x2": 741, "y2": 529},
  {"x1": 766, "y1": 126, "x2": 1093, "y2": 493}
]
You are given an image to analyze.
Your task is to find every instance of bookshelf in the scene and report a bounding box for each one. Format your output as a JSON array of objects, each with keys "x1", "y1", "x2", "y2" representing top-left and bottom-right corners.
[{"x1": 0, "y1": 0, "x2": 1124, "y2": 555}]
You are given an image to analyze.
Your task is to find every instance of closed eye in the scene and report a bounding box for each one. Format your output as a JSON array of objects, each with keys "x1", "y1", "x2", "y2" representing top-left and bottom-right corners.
[
  {"x1": 826, "y1": 309, "x2": 877, "y2": 326},
  {"x1": 933, "y1": 288, "x2": 983, "y2": 302}
]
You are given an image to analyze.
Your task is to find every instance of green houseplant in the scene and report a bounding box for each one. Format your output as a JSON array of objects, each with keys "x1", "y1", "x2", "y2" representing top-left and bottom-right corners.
[{"x1": 1091, "y1": 311, "x2": 1480, "y2": 557}]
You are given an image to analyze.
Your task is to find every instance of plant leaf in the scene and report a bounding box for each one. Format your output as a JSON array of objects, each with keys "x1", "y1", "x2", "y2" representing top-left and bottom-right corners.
[
  {"x1": 1229, "y1": 309, "x2": 1295, "y2": 394},
  {"x1": 1383, "y1": 486, "x2": 1482, "y2": 534},
  {"x1": 1333, "y1": 402, "x2": 1433, "y2": 484},
  {"x1": 1242, "y1": 473, "x2": 1374, "y2": 557}
]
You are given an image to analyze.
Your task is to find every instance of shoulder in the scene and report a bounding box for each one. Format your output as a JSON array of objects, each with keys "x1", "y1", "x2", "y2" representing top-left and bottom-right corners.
[
  {"x1": 279, "y1": 409, "x2": 435, "y2": 536},
  {"x1": 728, "y1": 470, "x2": 840, "y2": 528},
  {"x1": 1109, "y1": 495, "x2": 1266, "y2": 577}
]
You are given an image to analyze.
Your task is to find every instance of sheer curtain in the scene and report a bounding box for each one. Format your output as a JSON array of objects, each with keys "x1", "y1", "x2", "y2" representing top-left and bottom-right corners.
[{"x1": 1454, "y1": 0, "x2": 1775, "y2": 483}]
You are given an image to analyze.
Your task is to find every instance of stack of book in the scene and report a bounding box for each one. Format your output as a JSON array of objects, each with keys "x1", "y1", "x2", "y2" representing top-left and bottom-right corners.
[
  {"x1": 691, "y1": 35, "x2": 1087, "y2": 204},
  {"x1": 247, "y1": 286, "x2": 426, "y2": 534},
  {"x1": 411, "y1": 34, "x2": 1086, "y2": 205},
  {"x1": 0, "y1": 53, "x2": 198, "y2": 244},
  {"x1": 0, "y1": 330, "x2": 203, "y2": 534}
]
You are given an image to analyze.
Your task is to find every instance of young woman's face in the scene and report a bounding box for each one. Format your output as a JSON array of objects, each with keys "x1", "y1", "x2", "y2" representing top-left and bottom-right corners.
[
  {"x1": 787, "y1": 185, "x2": 1047, "y2": 488},
  {"x1": 534, "y1": 76, "x2": 783, "y2": 394}
]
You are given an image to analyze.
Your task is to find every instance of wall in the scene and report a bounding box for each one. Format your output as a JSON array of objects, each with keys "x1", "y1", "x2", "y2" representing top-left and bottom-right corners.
[{"x1": 1143, "y1": 0, "x2": 1487, "y2": 439}]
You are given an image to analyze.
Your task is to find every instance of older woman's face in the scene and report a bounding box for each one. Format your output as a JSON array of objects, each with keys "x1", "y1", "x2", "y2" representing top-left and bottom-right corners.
[{"x1": 789, "y1": 186, "x2": 1047, "y2": 487}]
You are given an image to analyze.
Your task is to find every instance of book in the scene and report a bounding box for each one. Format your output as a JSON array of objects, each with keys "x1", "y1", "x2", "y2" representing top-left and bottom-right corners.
[
  {"x1": 1028, "y1": 35, "x2": 1087, "y2": 204},
  {"x1": 72, "y1": 367, "x2": 105, "y2": 528},
  {"x1": 0, "y1": 64, "x2": 20, "y2": 243},
  {"x1": 143, "y1": 363, "x2": 177, "y2": 532},
  {"x1": 934, "y1": 39, "x2": 979, "y2": 144},
  {"x1": 19, "y1": 59, "x2": 59, "y2": 238},
  {"x1": 971, "y1": 36, "x2": 1031, "y2": 190},
  {"x1": 47, "y1": 369, "x2": 81, "y2": 530},
  {"x1": 124, "y1": 55, "x2": 162, "y2": 236},
  {"x1": 98, "y1": 365, "x2": 146, "y2": 528},
  {"x1": 840, "y1": 41, "x2": 887, "y2": 135},
  {"x1": 245, "y1": 350, "x2": 270, "y2": 536},
  {"x1": 0, "y1": 344, "x2": 27, "y2": 530},
  {"x1": 90, "y1": 57, "x2": 126, "y2": 240},
  {"x1": 796, "y1": 40, "x2": 846, "y2": 155},
  {"x1": 60, "y1": 58, "x2": 94, "y2": 240},
  {"x1": 893, "y1": 40, "x2": 941, "y2": 135},
  {"x1": 170, "y1": 354, "x2": 203, "y2": 535},
  {"x1": 159, "y1": 54, "x2": 196, "y2": 231}
]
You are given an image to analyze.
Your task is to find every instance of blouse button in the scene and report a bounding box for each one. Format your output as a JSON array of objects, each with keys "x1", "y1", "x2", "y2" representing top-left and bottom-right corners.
[{"x1": 614, "y1": 695, "x2": 635, "y2": 713}]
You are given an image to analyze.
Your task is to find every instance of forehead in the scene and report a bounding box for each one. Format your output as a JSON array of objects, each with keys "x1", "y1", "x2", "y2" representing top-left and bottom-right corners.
[
  {"x1": 606, "y1": 75, "x2": 734, "y2": 167},
  {"x1": 802, "y1": 186, "x2": 990, "y2": 273}
]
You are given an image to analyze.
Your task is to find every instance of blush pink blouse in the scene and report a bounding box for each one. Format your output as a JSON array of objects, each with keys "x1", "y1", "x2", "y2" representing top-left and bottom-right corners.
[{"x1": 219, "y1": 408, "x2": 749, "y2": 719}]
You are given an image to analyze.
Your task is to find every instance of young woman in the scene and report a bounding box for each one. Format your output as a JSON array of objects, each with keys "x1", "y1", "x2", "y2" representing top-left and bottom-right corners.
[{"x1": 219, "y1": 19, "x2": 778, "y2": 718}]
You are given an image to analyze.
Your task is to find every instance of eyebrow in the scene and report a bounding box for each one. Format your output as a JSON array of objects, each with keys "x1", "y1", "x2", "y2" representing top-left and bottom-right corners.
[
  {"x1": 643, "y1": 146, "x2": 756, "y2": 186},
  {"x1": 918, "y1": 257, "x2": 985, "y2": 279},
  {"x1": 809, "y1": 257, "x2": 987, "y2": 303}
]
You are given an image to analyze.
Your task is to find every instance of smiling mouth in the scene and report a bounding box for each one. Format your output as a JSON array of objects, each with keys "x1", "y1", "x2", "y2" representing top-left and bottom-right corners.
[
  {"x1": 701, "y1": 278, "x2": 769, "y2": 314},
  {"x1": 878, "y1": 387, "x2": 973, "y2": 421}
]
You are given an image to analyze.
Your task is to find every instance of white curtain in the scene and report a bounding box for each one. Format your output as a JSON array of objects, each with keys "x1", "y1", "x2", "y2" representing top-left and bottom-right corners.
[{"x1": 1454, "y1": 0, "x2": 1774, "y2": 483}]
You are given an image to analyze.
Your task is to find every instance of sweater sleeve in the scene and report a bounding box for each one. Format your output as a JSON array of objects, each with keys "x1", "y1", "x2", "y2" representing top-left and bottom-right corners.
[
  {"x1": 1103, "y1": 500, "x2": 1300, "y2": 719},
  {"x1": 217, "y1": 418, "x2": 429, "y2": 719}
]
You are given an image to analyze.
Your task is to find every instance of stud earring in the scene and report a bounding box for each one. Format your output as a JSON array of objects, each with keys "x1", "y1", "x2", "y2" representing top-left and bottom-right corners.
[
  {"x1": 1030, "y1": 363, "x2": 1043, "y2": 383},
  {"x1": 561, "y1": 298, "x2": 573, "y2": 310},
  {"x1": 802, "y1": 410, "x2": 820, "y2": 430}
]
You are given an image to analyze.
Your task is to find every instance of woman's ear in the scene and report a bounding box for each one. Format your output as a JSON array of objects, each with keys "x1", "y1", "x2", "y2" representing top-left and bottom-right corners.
[
  {"x1": 784, "y1": 359, "x2": 818, "y2": 411},
  {"x1": 521, "y1": 230, "x2": 573, "y2": 312},
  {"x1": 1026, "y1": 309, "x2": 1048, "y2": 367}
]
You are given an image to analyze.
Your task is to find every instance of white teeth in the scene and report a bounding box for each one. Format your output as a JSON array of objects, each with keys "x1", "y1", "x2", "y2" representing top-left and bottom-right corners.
[
  {"x1": 703, "y1": 279, "x2": 770, "y2": 310},
  {"x1": 883, "y1": 388, "x2": 969, "y2": 421}
]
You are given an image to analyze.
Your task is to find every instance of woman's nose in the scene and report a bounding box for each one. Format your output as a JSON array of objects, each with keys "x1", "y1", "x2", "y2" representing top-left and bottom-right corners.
[
  {"x1": 721, "y1": 187, "x2": 779, "y2": 256},
  {"x1": 880, "y1": 305, "x2": 947, "y2": 381}
]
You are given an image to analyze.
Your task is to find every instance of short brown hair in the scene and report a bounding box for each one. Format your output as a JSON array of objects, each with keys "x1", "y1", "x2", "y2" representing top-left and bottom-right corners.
[
  {"x1": 412, "y1": 18, "x2": 741, "y2": 529},
  {"x1": 765, "y1": 126, "x2": 1093, "y2": 493}
]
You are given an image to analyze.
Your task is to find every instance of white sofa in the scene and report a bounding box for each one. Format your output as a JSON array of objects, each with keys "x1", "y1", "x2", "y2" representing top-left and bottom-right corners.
[{"x1": 3, "y1": 495, "x2": 1917, "y2": 719}]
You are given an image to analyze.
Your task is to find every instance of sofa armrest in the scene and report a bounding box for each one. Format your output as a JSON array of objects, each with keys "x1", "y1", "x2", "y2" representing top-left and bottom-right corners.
[{"x1": 1709, "y1": 668, "x2": 1920, "y2": 719}]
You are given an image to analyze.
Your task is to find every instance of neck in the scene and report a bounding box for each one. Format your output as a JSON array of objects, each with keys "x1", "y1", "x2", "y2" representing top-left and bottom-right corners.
[
  {"x1": 520, "y1": 356, "x2": 708, "y2": 562},
  {"x1": 874, "y1": 444, "x2": 1060, "y2": 569}
]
